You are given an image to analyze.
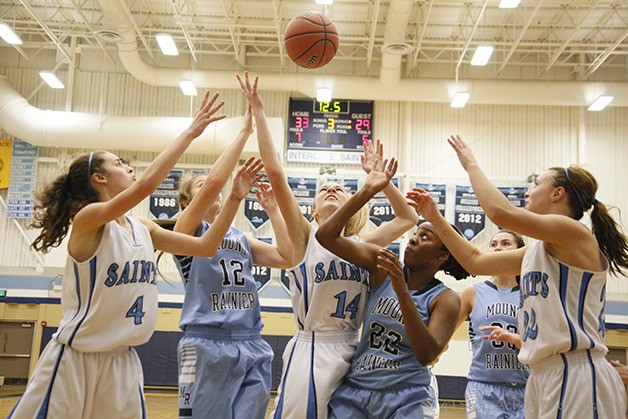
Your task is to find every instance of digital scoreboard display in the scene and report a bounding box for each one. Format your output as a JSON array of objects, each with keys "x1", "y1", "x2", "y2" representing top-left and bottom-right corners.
[{"x1": 286, "y1": 98, "x2": 373, "y2": 164}]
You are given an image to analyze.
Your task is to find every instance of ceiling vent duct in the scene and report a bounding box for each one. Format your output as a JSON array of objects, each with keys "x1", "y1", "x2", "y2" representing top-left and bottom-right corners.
[
  {"x1": 382, "y1": 42, "x2": 413, "y2": 55},
  {"x1": 95, "y1": 29, "x2": 123, "y2": 43}
]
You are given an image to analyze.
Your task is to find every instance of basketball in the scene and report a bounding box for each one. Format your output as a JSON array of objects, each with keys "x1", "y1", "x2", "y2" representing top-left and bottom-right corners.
[{"x1": 283, "y1": 11, "x2": 339, "y2": 69}]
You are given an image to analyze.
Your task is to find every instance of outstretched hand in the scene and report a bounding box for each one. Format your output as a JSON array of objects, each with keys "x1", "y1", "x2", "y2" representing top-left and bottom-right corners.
[
  {"x1": 364, "y1": 157, "x2": 397, "y2": 194},
  {"x1": 231, "y1": 157, "x2": 265, "y2": 200},
  {"x1": 236, "y1": 72, "x2": 264, "y2": 111},
  {"x1": 377, "y1": 248, "x2": 406, "y2": 293},
  {"x1": 188, "y1": 90, "x2": 226, "y2": 138},
  {"x1": 255, "y1": 182, "x2": 278, "y2": 213},
  {"x1": 447, "y1": 134, "x2": 479, "y2": 171},
  {"x1": 361, "y1": 139, "x2": 383, "y2": 174},
  {"x1": 406, "y1": 188, "x2": 440, "y2": 221}
]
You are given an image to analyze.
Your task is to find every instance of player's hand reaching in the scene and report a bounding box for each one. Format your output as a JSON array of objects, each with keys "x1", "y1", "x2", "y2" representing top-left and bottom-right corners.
[
  {"x1": 377, "y1": 248, "x2": 407, "y2": 294},
  {"x1": 187, "y1": 90, "x2": 226, "y2": 138},
  {"x1": 256, "y1": 182, "x2": 278, "y2": 213},
  {"x1": 361, "y1": 139, "x2": 383, "y2": 175},
  {"x1": 479, "y1": 325, "x2": 522, "y2": 349},
  {"x1": 236, "y1": 72, "x2": 264, "y2": 112},
  {"x1": 447, "y1": 134, "x2": 479, "y2": 172},
  {"x1": 364, "y1": 157, "x2": 397, "y2": 195},
  {"x1": 406, "y1": 188, "x2": 440, "y2": 222},
  {"x1": 230, "y1": 157, "x2": 265, "y2": 201}
]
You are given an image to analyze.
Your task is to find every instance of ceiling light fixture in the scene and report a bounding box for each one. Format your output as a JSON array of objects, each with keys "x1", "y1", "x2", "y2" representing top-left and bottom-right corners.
[
  {"x1": 316, "y1": 87, "x2": 332, "y2": 103},
  {"x1": 39, "y1": 72, "x2": 65, "y2": 89},
  {"x1": 470, "y1": 45, "x2": 494, "y2": 66},
  {"x1": 498, "y1": 0, "x2": 521, "y2": 8},
  {"x1": 0, "y1": 22, "x2": 23, "y2": 45},
  {"x1": 587, "y1": 95, "x2": 613, "y2": 111},
  {"x1": 156, "y1": 33, "x2": 179, "y2": 56},
  {"x1": 450, "y1": 92, "x2": 470, "y2": 108},
  {"x1": 179, "y1": 80, "x2": 197, "y2": 96}
]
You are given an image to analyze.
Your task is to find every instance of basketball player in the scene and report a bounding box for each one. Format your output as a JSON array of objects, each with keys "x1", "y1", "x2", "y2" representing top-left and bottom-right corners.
[
  {"x1": 236, "y1": 72, "x2": 419, "y2": 419},
  {"x1": 407, "y1": 134, "x2": 628, "y2": 418},
  {"x1": 7, "y1": 91, "x2": 261, "y2": 419},
  {"x1": 315, "y1": 157, "x2": 470, "y2": 418},
  {"x1": 457, "y1": 230, "x2": 528, "y2": 418},
  {"x1": 172, "y1": 105, "x2": 291, "y2": 419}
]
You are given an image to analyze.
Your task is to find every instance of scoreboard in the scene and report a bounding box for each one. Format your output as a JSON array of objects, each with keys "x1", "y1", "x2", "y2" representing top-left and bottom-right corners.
[{"x1": 286, "y1": 98, "x2": 373, "y2": 164}]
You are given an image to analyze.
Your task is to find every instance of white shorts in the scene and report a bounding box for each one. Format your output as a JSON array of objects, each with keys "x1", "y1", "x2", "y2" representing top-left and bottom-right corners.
[
  {"x1": 525, "y1": 350, "x2": 626, "y2": 419},
  {"x1": 8, "y1": 339, "x2": 146, "y2": 419},
  {"x1": 271, "y1": 329, "x2": 359, "y2": 419}
]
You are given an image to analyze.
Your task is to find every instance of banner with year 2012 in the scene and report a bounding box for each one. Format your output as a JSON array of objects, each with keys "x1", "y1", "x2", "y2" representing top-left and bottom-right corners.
[
  {"x1": 454, "y1": 185, "x2": 486, "y2": 241},
  {"x1": 149, "y1": 170, "x2": 182, "y2": 220},
  {"x1": 369, "y1": 178, "x2": 398, "y2": 227},
  {"x1": 414, "y1": 182, "x2": 446, "y2": 225}
]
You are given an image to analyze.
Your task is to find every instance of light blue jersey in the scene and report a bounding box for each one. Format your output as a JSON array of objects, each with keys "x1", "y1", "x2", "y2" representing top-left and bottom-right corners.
[
  {"x1": 175, "y1": 223, "x2": 262, "y2": 331},
  {"x1": 467, "y1": 281, "x2": 528, "y2": 385},
  {"x1": 345, "y1": 276, "x2": 448, "y2": 390}
]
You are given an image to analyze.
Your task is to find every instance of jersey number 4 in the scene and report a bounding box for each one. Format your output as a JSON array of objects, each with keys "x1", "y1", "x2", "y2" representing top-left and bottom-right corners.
[
  {"x1": 126, "y1": 296, "x2": 145, "y2": 325},
  {"x1": 331, "y1": 291, "x2": 361, "y2": 320}
]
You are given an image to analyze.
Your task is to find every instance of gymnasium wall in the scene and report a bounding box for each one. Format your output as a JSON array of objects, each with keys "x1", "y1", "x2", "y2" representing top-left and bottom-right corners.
[{"x1": 1, "y1": 66, "x2": 627, "y2": 394}]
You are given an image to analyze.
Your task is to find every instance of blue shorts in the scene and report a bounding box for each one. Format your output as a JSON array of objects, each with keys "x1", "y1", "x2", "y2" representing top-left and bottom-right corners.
[
  {"x1": 328, "y1": 381, "x2": 438, "y2": 419},
  {"x1": 178, "y1": 327, "x2": 273, "y2": 419},
  {"x1": 465, "y1": 381, "x2": 525, "y2": 419}
]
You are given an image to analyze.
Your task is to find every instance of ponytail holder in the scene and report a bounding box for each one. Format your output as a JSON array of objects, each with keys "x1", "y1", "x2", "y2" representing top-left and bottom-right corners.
[{"x1": 591, "y1": 198, "x2": 598, "y2": 206}]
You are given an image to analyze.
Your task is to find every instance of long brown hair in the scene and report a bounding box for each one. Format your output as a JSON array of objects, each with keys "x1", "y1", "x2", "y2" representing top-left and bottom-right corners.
[
  {"x1": 551, "y1": 165, "x2": 628, "y2": 275},
  {"x1": 30, "y1": 151, "x2": 107, "y2": 253}
]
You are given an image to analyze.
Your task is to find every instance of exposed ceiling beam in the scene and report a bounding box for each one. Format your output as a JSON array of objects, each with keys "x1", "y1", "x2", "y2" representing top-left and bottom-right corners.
[
  {"x1": 497, "y1": 0, "x2": 544, "y2": 75},
  {"x1": 585, "y1": 26, "x2": 628, "y2": 78}
]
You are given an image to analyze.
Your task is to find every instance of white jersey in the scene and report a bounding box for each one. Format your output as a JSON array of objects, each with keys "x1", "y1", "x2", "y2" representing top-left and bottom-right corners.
[
  {"x1": 53, "y1": 216, "x2": 158, "y2": 352},
  {"x1": 286, "y1": 226, "x2": 369, "y2": 331},
  {"x1": 518, "y1": 240, "x2": 608, "y2": 365}
]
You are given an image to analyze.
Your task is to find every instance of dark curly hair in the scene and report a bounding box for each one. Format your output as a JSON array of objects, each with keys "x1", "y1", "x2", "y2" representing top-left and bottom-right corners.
[{"x1": 439, "y1": 224, "x2": 472, "y2": 280}]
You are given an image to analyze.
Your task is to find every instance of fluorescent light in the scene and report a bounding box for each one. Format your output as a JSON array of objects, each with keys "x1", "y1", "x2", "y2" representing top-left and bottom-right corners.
[
  {"x1": 315, "y1": 0, "x2": 334, "y2": 4},
  {"x1": 316, "y1": 87, "x2": 332, "y2": 103},
  {"x1": 499, "y1": 0, "x2": 521, "y2": 8},
  {"x1": 450, "y1": 92, "x2": 470, "y2": 108},
  {"x1": 179, "y1": 80, "x2": 197, "y2": 96},
  {"x1": 39, "y1": 72, "x2": 64, "y2": 89},
  {"x1": 0, "y1": 23, "x2": 23, "y2": 45},
  {"x1": 587, "y1": 95, "x2": 614, "y2": 111},
  {"x1": 156, "y1": 33, "x2": 178, "y2": 56},
  {"x1": 471, "y1": 45, "x2": 494, "y2": 66}
]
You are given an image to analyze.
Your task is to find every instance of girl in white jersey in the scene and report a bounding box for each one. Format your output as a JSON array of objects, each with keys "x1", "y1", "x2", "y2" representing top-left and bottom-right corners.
[
  {"x1": 317, "y1": 157, "x2": 470, "y2": 418},
  {"x1": 237, "y1": 72, "x2": 419, "y2": 419},
  {"x1": 407, "y1": 134, "x2": 628, "y2": 419},
  {"x1": 8, "y1": 91, "x2": 263, "y2": 419},
  {"x1": 172, "y1": 103, "x2": 291, "y2": 419}
]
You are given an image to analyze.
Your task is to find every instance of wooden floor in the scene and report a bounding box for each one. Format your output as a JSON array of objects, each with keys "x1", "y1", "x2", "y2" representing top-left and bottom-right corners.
[{"x1": 0, "y1": 385, "x2": 466, "y2": 418}]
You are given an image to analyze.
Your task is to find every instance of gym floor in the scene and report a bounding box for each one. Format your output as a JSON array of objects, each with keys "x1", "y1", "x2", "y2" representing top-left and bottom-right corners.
[{"x1": 0, "y1": 385, "x2": 467, "y2": 418}]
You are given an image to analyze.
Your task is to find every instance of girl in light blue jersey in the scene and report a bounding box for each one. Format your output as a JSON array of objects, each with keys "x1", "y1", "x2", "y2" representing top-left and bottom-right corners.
[
  {"x1": 9, "y1": 91, "x2": 254, "y2": 419},
  {"x1": 317, "y1": 157, "x2": 471, "y2": 419},
  {"x1": 172, "y1": 103, "x2": 292, "y2": 419},
  {"x1": 407, "y1": 134, "x2": 628, "y2": 419},
  {"x1": 456, "y1": 230, "x2": 528, "y2": 418}
]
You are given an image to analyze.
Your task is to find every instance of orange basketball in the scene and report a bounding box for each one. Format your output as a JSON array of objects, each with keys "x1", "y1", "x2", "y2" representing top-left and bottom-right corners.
[{"x1": 284, "y1": 11, "x2": 339, "y2": 69}]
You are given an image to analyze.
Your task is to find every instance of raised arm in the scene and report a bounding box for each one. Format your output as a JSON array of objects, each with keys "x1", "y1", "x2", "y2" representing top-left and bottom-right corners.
[
  {"x1": 360, "y1": 139, "x2": 419, "y2": 246},
  {"x1": 237, "y1": 72, "x2": 311, "y2": 263},
  {"x1": 377, "y1": 249, "x2": 461, "y2": 365},
  {"x1": 74, "y1": 91, "x2": 226, "y2": 232},
  {"x1": 406, "y1": 187, "x2": 524, "y2": 276},
  {"x1": 456, "y1": 284, "x2": 475, "y2": 329},
  {"x1": 316, "y1": 159, "x2": 397, "y2": 284},
  {"x1": 147, "y1": 157, "x2": 264, "y2": 257},
  {"x1": 174, "y1": 104, "x2": 254, "y2": 236},
  {"x1": 447, "y1": 135, "x2": 590, "y2": 248},
  {"x1": 248, "y1": 182, "x2": 293, "y2": 269}
]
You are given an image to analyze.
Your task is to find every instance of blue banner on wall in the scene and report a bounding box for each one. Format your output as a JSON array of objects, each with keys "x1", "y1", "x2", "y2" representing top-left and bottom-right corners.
[
  {"x1": 253, "y1": 237, "x2": 273, "y2": 290},
  {"x1": 288, "y1": 176, "x2": 317, "y2": 222},
  {"x1": 498, "y1": 186, "x2": 527, "y2": 209},
  {"x1": 369, "y1": 178, "x2": 398, "y2": 227},
  {"x1": 150, "y1": 170, "x2": 182, "y2": 219},
  {"x1": 7, "y1": 140, "x2": 38, "y2": 219},
  {"x1": 454, "y1": 185, "x2": 486, "y2": 241},
  {"x1": 244, "y1": 193, "x2": 270, "y2": 230},
  {"x1": 414, "y1": 182, "x2": 446, "y2": 225},
  {"x1": 328, "y1": 177, "x2": 359, "y2": 194}
]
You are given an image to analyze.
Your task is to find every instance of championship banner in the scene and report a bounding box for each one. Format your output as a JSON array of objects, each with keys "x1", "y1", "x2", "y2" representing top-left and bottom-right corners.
[
  {"x1": 280, "y1": 268, "x2": 292, "y2": 294},
  {"x1": 149, "y1": 169, "x2": 182, "y2": 219},
  {"x1": 0, "y1": 139, "x2": 12, "y2": 189},
  {"x1": 369, "y1": 178, "x2": 398, "y2": 227},
  {"x1": 244, "y1": 176, "x2": 271, "y2": 230},
  {"x1": 328, "y1": 177, "x2": 358, "y2": 194},
  {"x1": 498, "y1": 186, "x2": 527, "y2": 209},
  {"x1": 454, "y1": 185, "x2": 486, "y2": 241},
  {"x1": 253, "y1": 237, "x2": 273, "y2": 290},
  {"x1": 288, "y1": 176, "x2": 317, "y2": 222},
  {"x1": 7, "y1": 140, "x2": 38, "y2": 219},
  {"x1": 414, "y1": 182, "x2": 446, "y2": 225}
]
